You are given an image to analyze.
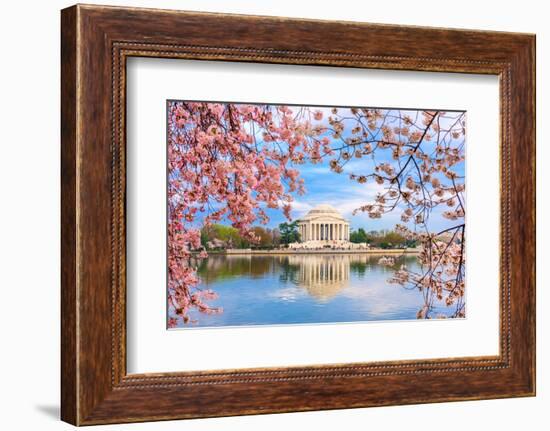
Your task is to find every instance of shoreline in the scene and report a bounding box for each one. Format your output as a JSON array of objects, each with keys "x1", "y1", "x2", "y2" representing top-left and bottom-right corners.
[{"x1": 205, "y1": 248, "x2": 420, "y2": 256}]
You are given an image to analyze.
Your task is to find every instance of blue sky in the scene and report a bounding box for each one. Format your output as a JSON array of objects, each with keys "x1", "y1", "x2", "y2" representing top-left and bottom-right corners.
[{"x1": 263, "y1": 155, "x2": 463, "y2": 233}]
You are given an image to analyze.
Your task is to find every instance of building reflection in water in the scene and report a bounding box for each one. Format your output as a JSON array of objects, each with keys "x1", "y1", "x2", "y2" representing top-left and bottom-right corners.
[
  {"x1": 194, "y1": 253, "x2": 406, "y2": 302},
  {"x1": 285, "y1": 255, "x2": 351, "y2": 301}
]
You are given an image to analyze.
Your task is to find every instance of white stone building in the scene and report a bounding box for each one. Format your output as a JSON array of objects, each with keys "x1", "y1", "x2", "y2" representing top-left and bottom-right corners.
[{"x1": 289, "y1": 204, "x2": 367, "y2": 249}]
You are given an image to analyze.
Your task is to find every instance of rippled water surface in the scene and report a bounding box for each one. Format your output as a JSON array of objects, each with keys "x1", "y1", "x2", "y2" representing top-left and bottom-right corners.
[{"x1": 176, "y1": 253, "x2": 454, "y2": 328}]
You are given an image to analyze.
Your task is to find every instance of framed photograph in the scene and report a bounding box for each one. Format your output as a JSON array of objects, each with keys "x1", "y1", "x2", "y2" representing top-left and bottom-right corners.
[{"x1": 61, "y1": 4, "x2": 536, "y2": 425}]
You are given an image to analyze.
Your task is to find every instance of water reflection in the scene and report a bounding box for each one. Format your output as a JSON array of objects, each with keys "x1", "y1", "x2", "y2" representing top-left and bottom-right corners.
[
  {"x1": 284, "y1": 255, "x2": 350, "y2": 301},
  {"x1": 186, "y1": 253, "x2": 434, "y2": 327}
]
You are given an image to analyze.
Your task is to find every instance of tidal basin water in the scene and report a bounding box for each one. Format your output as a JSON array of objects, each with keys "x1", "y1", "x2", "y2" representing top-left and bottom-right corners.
[{"x1": 175, "y1": 253, "x2": 455, "y2": 328}]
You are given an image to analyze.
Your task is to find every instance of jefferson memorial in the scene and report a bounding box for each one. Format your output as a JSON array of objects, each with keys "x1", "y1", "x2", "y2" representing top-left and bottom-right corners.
[{"x1": 290, "y1": 204, "x2": 367, "y2": 249}]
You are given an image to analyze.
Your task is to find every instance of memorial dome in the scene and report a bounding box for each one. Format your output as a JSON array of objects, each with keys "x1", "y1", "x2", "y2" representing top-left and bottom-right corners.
[{"x1": 302, "y1": 204, "x2": 346, "y2": 221}]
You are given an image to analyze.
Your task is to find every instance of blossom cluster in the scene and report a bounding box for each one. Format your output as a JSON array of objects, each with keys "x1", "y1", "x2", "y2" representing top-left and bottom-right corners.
[
  {"x1": 167, "y1": 102, "x2": 326, "y2": 325},
  {"x1": 324, "y1": 108, "x2": 466, "y2": 318}
]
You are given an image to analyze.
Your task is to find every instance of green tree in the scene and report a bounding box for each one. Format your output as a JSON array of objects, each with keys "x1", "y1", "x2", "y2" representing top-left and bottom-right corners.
[
  {"x1": 278, "y1": 221, "x2": 300, "y2": 245},
  {"x1": 350, "y1": 227, "x2": 368, "y2": 243}
]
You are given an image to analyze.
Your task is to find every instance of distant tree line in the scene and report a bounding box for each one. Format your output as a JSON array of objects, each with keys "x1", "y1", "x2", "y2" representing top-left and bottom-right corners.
[
  {"x1": 200, "y1": 221, "x2": 301, "y2": 250},
  {"x1": 349, "y1": 228, "x2": 417, "y2": 249},
  {"x1": 200, "y1": 223, "x2": 415, "y2": 250}
]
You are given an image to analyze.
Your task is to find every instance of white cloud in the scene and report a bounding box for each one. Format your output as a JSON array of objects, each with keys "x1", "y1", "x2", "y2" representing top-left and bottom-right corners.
[{"x1": 289, "y1": 182, "x2": 388, "y2": 222}]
